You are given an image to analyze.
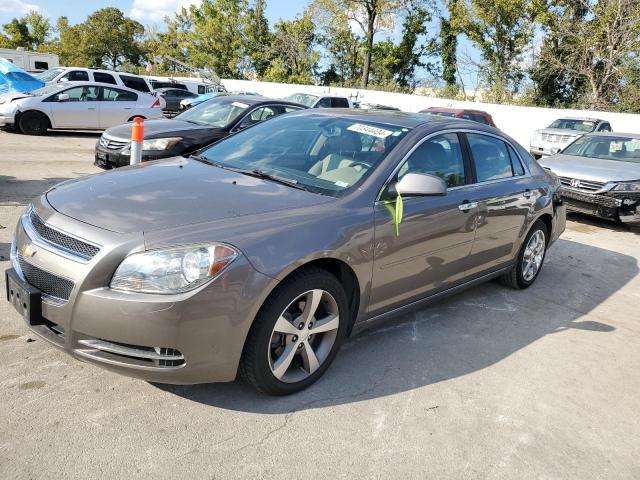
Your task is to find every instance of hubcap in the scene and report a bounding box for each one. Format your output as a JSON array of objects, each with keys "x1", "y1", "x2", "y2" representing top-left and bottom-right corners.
[
  {"x1": 522, "y1": 230, "x2": 546, "y2": 282},
  {"x1": 268, "y1": 289, "x2": 340, "y2": 383}
]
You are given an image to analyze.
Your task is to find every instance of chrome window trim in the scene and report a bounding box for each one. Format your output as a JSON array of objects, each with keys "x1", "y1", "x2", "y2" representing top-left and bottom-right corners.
[
  {"x1": 21, "y1": 206, "x2": 101, "y2": 264},
  {"x1": 375, "y1": 128, "x2": 532, "y2": 203}
]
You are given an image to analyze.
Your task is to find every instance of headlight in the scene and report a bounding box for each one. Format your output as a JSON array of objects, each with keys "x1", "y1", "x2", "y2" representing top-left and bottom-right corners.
[
  {"x1": 613, "y1": 182, "x2": 640, "y2": 192},
  {"x1": 141, "y1": 137, "x2": 182, "y2": 151},
  {"x1": 110, "y1": 244, "x2": 239, "y2": 294}
]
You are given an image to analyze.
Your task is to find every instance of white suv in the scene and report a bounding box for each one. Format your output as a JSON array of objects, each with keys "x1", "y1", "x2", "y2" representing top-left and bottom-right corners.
[{"x1": 37, "y1": 67, "x2": 154, "y2": 94}]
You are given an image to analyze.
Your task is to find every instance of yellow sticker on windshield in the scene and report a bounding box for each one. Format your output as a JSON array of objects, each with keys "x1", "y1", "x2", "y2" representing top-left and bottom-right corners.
[{"x1": 347, "y1": 123, "x2": 393, "y2": 139}]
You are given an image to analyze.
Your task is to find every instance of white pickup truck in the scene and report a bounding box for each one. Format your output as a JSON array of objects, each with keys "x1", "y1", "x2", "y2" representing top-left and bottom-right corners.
[{"x1": 530, "y1": 117, "x2": 612, "y2": 158}]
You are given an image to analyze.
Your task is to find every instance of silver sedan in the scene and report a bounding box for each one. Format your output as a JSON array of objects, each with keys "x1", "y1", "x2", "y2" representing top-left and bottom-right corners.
[{"x1": 0, "y1": 81, "x2": 165, "y2": 135}]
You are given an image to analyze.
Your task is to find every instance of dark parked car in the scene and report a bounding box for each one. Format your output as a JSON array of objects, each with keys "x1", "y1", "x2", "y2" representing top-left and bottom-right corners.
[
  {"x1": 9, "y1": 110, "x2": 565, "y2": 394},
  {"x1": 421, "y1": 107, "x2": 497, "y2": 127},
  {"x1": 95, "y1": 95, "x2": 306, "y2": 169},
  {"x1": 154, "y1": 87, "x2": 198, "y2": 113}
]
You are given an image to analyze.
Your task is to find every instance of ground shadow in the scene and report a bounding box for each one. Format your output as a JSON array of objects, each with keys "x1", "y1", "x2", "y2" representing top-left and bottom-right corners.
[
  {"x1": 567, "y1": 211, "x2": 640, "y2": 235},
  {"x1": 155, "y1": 237, "x2": 636, "y2": 412},
  {"x1": 0, "y1": 175, "x2": 73, "y2": 206},
  {"x1": 45, "y1": 130, "x2": 102, "y2": 138}
]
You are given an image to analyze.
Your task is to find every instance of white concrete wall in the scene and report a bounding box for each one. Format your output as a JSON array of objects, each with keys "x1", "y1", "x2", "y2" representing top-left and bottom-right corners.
[{"x1": 221, "y1": 78, "x2": 640, "y2": 148}]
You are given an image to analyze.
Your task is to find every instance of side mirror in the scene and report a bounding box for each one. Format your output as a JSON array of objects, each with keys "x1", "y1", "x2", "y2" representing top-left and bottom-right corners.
[
  {"x1": 394, "y1": 173, "x2": 447, "y2": 197},
  {"x1": 57, "y1": 93, "x2": 70, "y2": 102}
]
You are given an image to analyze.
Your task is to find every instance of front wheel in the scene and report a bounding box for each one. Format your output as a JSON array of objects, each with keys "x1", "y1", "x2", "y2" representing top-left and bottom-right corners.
[
  {"x1": 500, "y1": 220, "x2": 548, "y2": 289},
  {"x1": 240, "y1": 268, "x2": 349, "y2": 395},
  {"x1": 18, "y1": 111, "x2": 49, "y2": 135}
]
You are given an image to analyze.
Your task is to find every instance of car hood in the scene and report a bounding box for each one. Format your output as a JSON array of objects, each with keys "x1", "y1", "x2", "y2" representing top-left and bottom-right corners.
[
  {"x1": 0, "y1": 91, "x2": 32, "y2": 105},
  {"x1": 104, "y1": 119, "x2": 222, "y2": 140},
  {"x1": 45, "y1": 157, "x2": 333, "y2": 234},
  {"x1": 538, "y1": 154, "x2": 640, "y2": 182}
]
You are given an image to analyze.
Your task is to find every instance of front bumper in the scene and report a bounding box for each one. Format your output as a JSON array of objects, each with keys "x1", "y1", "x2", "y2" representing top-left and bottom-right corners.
[
  {"x1": 530, "y1": 140, "x2": 570, "y2": 157},
  {"x1": 559, "y1": 188, "x2": 640, "y2": 224},
  {"x1": 0, "y1": 114, "x2": 15, "y2": 127},
  {"x1": 6, "y1": 200, "x2": 277, "y2": 384}
]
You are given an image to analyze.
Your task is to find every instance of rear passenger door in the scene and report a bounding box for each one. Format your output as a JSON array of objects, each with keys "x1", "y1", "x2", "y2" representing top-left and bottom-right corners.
[
  {"x1": 370, "y1": 132, "x2": 478, "y2": 316},
  {"x1": 462, "y1": 132, "x2": 535, "y2": 274},
  {"x1": 99, "y1": 87, "x2": 138, "y2": 128}
]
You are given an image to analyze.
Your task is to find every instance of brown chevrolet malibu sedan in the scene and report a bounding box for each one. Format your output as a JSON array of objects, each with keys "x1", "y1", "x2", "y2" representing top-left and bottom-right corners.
[{"x1": 6, "y1": 109, "x2": 566, "y2": 395}]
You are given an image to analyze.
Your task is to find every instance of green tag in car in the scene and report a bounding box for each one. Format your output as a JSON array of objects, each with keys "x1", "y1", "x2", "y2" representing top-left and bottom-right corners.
[{"x1": 394, "y1": 192, "x2": 403, "y2": 236}]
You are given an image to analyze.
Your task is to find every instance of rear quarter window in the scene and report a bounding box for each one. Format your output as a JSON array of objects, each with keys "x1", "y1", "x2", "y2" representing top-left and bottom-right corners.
[
  {"x1": 331, "y1": 97, "x2": 350, "y2": 108},
  {"x1": 94, "y1": 72, "x2": 117, "y2": 84}
]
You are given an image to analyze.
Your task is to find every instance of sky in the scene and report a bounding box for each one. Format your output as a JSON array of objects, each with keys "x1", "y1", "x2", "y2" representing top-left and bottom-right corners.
[{"x1": 0, "y1": 0, "x2": 307, "y2": 26}]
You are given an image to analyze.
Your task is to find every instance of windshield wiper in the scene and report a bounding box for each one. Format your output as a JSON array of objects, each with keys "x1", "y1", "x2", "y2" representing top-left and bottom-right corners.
[{"x1": 239, "y1": 169, "x2": 310, "y2": 191}]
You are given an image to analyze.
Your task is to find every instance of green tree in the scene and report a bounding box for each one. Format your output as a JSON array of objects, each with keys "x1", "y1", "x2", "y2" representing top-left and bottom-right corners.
[
  {"x1": 82, "y1": 8, "x2": 145, "y2": 69},
  {"x1": 50, "y1": 17, "x2": 90, "y2": 66},
  {"x1": 243, "y1": 0, "x2": 272, "y2": 78},
  {"x1": 317, "y1": 13, "x2": 362, "y2": 87},
  {"x1": 0, "y1": 11, "x2": 51, "y2": 50},
  {"x1": 455, "y1": 0, "x2": 541, "y2": 102},
  {"x1": 184, "y1": 0, "x2": 247, "y2": 78},
  {"x1": 265, "y1": 13, "x2": 320, "y2": 84},
  {"x1": 439, "y1": 0, "x2": 459, "y2": 93},
  {"x1": 391, "y1": 4, "x2": 434, "y2": 91}
]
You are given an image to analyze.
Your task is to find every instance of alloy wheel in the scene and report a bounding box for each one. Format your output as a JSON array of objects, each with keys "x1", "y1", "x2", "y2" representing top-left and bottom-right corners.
[
  {"x1": 268, "y1": 289, "x2": 340, "y2": 383},
  {"x1": 522, "y1": 230, "x2": 546, "y2": 282}
]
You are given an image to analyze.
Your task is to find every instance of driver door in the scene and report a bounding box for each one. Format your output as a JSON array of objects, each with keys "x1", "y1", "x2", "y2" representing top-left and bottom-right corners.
[
  {"x1": 48, "y1": 86, "x2": 100, "y2": 129},
  {"x1": 369, "y1": 132, "x2": 478, "y2": 316}
]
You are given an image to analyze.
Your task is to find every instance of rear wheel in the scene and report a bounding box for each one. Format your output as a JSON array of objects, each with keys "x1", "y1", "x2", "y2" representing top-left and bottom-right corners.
[
  {"x1": 18, "y1": 111, "x2": 49, "y2": 135},
  {"x1": 240, "y1": 267, "x2": 349, "y2": 395},
  {"x1": 500, "y1": 220, "x2": 548, "y2": 289}
]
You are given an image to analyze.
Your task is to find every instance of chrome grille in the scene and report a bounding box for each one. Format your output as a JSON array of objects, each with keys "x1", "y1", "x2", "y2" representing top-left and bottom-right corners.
[
  {"x1": 18, "y1": 254, "x2": 74, "y2": 301},
  {"x1": 29, "y1": 210, "x2": 100, "y2": 260},
  {"x1": 559, "y1": 177, "x2": 607, "y2": 192},
  {"x1": 99, "y1": 135, "x2": 130, "y2": 150},
  {"x1": 541, "y1": 133, "x2": 572, "y2": 143}
]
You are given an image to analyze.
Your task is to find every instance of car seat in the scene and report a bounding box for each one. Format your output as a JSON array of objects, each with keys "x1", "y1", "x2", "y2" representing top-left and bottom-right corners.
[{"x1": 309, "y1": 130, "x2": 363, "y2": 177}]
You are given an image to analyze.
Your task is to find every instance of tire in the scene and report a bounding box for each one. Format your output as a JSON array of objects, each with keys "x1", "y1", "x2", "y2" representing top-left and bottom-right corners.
[
  {"x1": 240, "y1": 267, "x2": 349, "y2": 395},
  {"x1": 18, "y1": 111, "x2": 49, "y2": 135},
  {"x1": 500, "y1": 220, "x2": 549, "y2": 289}
]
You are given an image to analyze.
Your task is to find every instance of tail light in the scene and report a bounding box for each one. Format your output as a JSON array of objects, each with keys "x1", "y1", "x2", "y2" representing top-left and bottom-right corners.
[{"x1": 151, "y1": 98, "x2": 161, "y2": 108}]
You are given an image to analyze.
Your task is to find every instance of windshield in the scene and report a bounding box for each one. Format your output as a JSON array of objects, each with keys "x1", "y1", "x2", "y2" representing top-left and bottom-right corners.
[
  {"x1": 285, "y1": 93, "x2": 319, "y2": 108},
  {"x1": 37, "y1": 68, "x2": 65, "y2": 82},
  {"x1": 548, "y1": 118, "x2": 596, "y2": 132},
  {"x1": 175, "y1": 97, "x2": 251, "y2": 127},
  {"x1": 29, "y1": 83, "x2": 67, "y2": 96},
  {"x1": 562, "y1": 135, "x2": 640, "y2": 163},
  {"x1": 197, "y1": 113, "x2": 411, "y2": 196}
]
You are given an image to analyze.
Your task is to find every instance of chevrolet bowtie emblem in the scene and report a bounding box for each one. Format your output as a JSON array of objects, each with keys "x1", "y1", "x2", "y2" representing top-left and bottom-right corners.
[{"x1": 21, "y1": 243, "x2": 37, "y2": 257}]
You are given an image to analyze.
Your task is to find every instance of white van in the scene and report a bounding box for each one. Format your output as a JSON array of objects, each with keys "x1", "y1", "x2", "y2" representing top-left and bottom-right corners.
[
  {"x1": 37, "y1": 67, "x2": 154, "y2": 94},
  {"x1": 0, "y1": 48, "x2": 59, "y2": 72}
]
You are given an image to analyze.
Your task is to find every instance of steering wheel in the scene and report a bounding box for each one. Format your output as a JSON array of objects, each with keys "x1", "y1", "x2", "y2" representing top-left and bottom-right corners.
[{"x1": 349, "y1": 161, "x2": 372, "y2": 171}]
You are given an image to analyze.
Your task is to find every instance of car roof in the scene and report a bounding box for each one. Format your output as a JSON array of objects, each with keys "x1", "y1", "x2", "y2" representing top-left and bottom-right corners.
[
  {"x1": 424, "y1": 107, "x2": 490, "y2": 115},
  {"x1": 50, "y1": 81, "x2": 146, "y2": 93},
  {"x1": 210, "y1": 94, "x2": 308, "y2": 108},
  {"x1": 284, "y1": 108, "x2": 494, "y2": 129},
  {"x1": 554, "y1": 116, "x2": 605, "y2": 122},
  {"x1": 583, "y1": 132, "x2": 640, "y2": 139}
]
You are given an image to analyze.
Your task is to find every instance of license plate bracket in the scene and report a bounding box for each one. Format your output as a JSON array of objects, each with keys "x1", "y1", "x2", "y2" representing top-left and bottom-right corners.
[{"x1": 5, "y1": 268, "x2": 44, "y2": 325}]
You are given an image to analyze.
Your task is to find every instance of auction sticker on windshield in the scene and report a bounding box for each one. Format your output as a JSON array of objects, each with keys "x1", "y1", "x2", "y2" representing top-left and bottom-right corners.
[{"x1": 347, "y1": 123, "x2": 393, "y2": 139}]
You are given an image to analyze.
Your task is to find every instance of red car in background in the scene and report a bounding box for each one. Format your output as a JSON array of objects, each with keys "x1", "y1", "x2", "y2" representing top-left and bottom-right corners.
[{"x1": 421, "y1": 107, "x2": 497, "y2": 128}]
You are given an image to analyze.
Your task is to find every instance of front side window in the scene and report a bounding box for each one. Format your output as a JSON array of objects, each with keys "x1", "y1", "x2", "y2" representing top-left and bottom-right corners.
[
  {"x1": 102, "y1": 87, "x2": 137, "y2": 102},
  {"x1": 60, "y1": 70, "x2": 89, "y2": 82},
  {"x1": 198, "y1": 114, "x2": 411, "y2": 195},
  {"x1": 53, "y1": 86, "x2": 99, "y2": 102},
  {"x1": 396, "y1": 133, "x2": 466, "y2": 189},
  {"x1": 316, "y1": 97, "x2": 332, "y2": 108},
  {"x1": 467, "y1": 134, "x2": 514, "y2": 182}
]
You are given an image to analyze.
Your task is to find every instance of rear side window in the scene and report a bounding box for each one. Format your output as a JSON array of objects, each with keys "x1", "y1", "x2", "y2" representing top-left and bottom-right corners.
[
  {"x1": 598, "y1": 122, "x2": 611, "y2": 132},
  {"x1": 102, "y1": 87, "x2": 137, "y2": 102},
  {"x1": 397, "y1": 133, "x2": 466, "y2": 188},
  {"x1": 467, "y1": 134, "x2": 514, "y2": 182},
  {"x1": 120, "y1": 75, "x2": 150, "y2": 93},
  {"x1": 61, "y1": 70, "x2": 89, "y2": 82},
  {"x1": 198, "y1": 85, "x2": 205, "y2": 94},
  {"x1": 331, "y1": 97, "x2": 350, "y2": 108},
  {"x1": 94, "y1": 72, "x2": 117, "y2": 84}
]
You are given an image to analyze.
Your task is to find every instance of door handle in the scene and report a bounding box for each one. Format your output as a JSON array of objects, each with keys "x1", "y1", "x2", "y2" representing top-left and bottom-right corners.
[
  {"x1": 458, "y1": 201, "x2": 478, "y2": 211},
  {"x1": 88, "y1": 107, "x2": 96, "y2": 110},
  {"x1": 123, "y1": 107, "x2": 132, "y2": 110},
  {"x1": 523, "y1": 189, "x2": 533, "y2": 198}
]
